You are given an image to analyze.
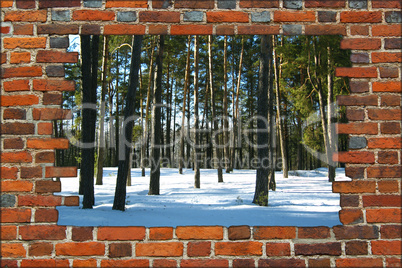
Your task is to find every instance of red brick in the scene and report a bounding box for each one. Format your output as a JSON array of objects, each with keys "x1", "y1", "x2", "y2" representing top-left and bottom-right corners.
[
  {"x1": 1, "y1": 180, "x2": 33, "y2": 193},
  {"x1": 240, "y1": 0, "x2": 279, "y2": 8},
  {"x1": 368, "y1": 166, "x2": 401, "y2": 178},
  {"x1": 233, "y1": 259, "x2": 255, "y2": 268},
  {"x1": 378, "y1": 151, "x2": 399, "y2": 164},
  {"x1": 368, "y1": 138, "x2": 402, "y2": 149},
  {"x1": 335, "y1": 67, "x2": 377, "y2": 78},
  {"x1": 0, "y1": 167, "x2": 18, "y2": 179},
  {"x1": 82, "y1": 25, "x2": 101, "y2": 35},
  {"x1": 45, "y1": 167, "x2": 77, "y2": 178},
  {"x1": 139, "y1": 11, "x2": 180, "y2": 23},
  {"x1": 33, "y1": 79, "x2": 75, "y2": 92},
  {"x1": 228, "y1": 225, "x2": 251, "y2": 240},
  {"x1": 333, "y1": 151, "x2": 375, "y2": 164},
  {"x1": 216, "y1": 25, "x2": 235, "y2": 36},
  {"x1": 1, "y1": 0, "x2": 13, "y2": 7},
  {"x1": 253, "y1": 226, "x2": 296, "y2": 239},
  {"x1": 175, "y1": 0, "x2": 214, "y2": 9},
  {"x1": 29, "y1": 242, "x2": 53, "y2": 257},
  {"x1": 0, "y1": 53, "x2": 7, "y2": 64},
  {"x1": 105, "y1": 0, "x2": 148, "y2": 8},
  {"x1": 1, "y1": 226, "x2": 17, "y2": 240},
  {"x1": 386, "y1": 258, "x2": 402, "y2": 268},
  {"x1": 109, "y1": 243, "x2": 132, "y2": 258},
  {"x1": 35, "y1": 152, "x2": 55, "y2": 163},
  {"x1": 333, "y1": 225, "x2": 379, "y2": 239},
  {"x1": 38, "y1": 122, "x2": 53, "y2": 135},
  {"x1": 104, "y1": 25, "x2": 146, "y2": 35},
  {"x1": 259, "y1": 259, "x2": 305, "y2": 267},
  {"x1": 97, "y1": 227, "x2": 146, "y2": 240},
  {"x1": 274, "y1": 11, "x2": 315, "y2": 22},
  {"x1": 309, "y1": 259, "x2": 331, "y2": 268},
  {"x1": 21, "y1": 259, "x2": 70, "y2": 268},
  {"x1": 20, "y1": 225, "x2": 66, "y2": 240},
  {"x1": 381, "y1": 225, "x2": 402, "y2": 239},
  {"x1": 35, "y1": 180, "x2": 61, "y2": 194},
  {"x1": 153, "y1": 259, "x2": 177, "y2": 268},
  {"x1": 72, "y1": 227, "x2": 93, "y2": 241},
  {"x1": 27, "y1": 138, "x2": 69, "y2": 149},
  {"x1": 1, "y1": 109, "x2": 26, "y2": 122},
  {"x1": 215, "y1": 241, "x2": 262, "y2": 256},
  {"x1": 136, "y1": 242, "x2": 183, "y2": 257},
  {"x1": 366, "y1": 208, "x2": 402, "y2": 223},
  {"x1": 33, "y1": 108, "x2": 71, "y2": 120},
  {"x1": 56, "y1": 242, "x2": 105, "y2": 256},
  {"x1": 341, "y1": 38, "x2": 382, "y2": 50},
  {"x1": 3, "y1": 80, "x2": 30, "y2": 92},
  {"x1": 363, "y1": 195, "x2": 401, "y2": 207},
  {"x1": 305, "y1": 25, "x2": 346, "y2": 36},
  {"x1": 43, "y1": 93, "x2": 63, "y2": 105},
  {"x1": 381, "y1": 122, "x2": 401, "y2": 134},
  {"x1": 378, "y1": 180, "x2": 400, "y2": 193},
  {"x1": 295, "y1": 242, "x2": 341, "y2": 256},
  {"x1": 1, "y1": 66, "x2": 42, "y2": 78},
  {"x1": 1, "y1": 243, "x2": 26, "y2": 258},
  {"x1": 14, "y1": 24, "x2": 34, "y2": 35},
  {"x1": 298, "y1": 227, "x2": 330, "y2": 239},
  {"x1": 373, "y1": 82, "x2": 402, "y2": 93},
  {"x1": 372, "y1": 52, "x2": 402, "y2": 63},
  {"x1": 1, "y1": 95, "x2": 39, "y2": 107},
  {"x1": 372, "y1": 25, "x2": 402, "y2": 37},
  {"x1": 340, "y1": 11, "x2": 382, "y2": 23},
  {"x1": 170, "y1": 25, "x2": 213, "y2": 35},
  {"x1": 101, "y1": 259, "x2": 149, "y2": 267},
  {"x1": 176, "y1": 226, "x2": 223, "y2": 240},
  {"x1": 266, "y1": 243, "x2": 290, "y2": 256},
  {"x1": 372, "y1": 0, "x2": 402, "y2": 8},
  {"x1": 10, "y1": 52, "x2": 31, "y2": 64},
  {"x1": 381, "y1": 94, "x2": 401, "y2": 106},
  {"x1": 17, "y1": 0, "x2": 35, "y2": 9},
  {"x1": 37, "y1": 24, "x2": 79, "y2": 35},
  {"x1": 64, "y1": 196, "x2": 79, "y2": 206},
  {"x1": 1, "y1": 123, "x2": 34, "y2": 135},
  {"x1": 337, "y1": 95, "x2": 377, "y2": 106},
  {"x1": 36, "y1": 51, "x2": 78, "y2": 63},
  {"x1": 336, "y1": 258, "x2": 382, "y2": 267},
  {"x1": 148, "y1": 25, "x2": 168, "y2": 35},
  {"x1": 1, "y1": 26, "x2": 11, "y2": 34},
  {"x1": 305, "y1": 0, "x2": 345, "y2": 7},
  {"x1": 73, "y1": 259, "x2": 97, "y2": 267},
  {"x1": 333, "y1": 181, "x2": 376, "y2": 193},
  {"x1": 350, "y1": 25, "x2": 369, "y2": 36},
  {"x1": 345, "y1": 240, "x2": 368, "y2": 255},
  {"x1": 0, "y1": 208, "x2": 31, "y2": 223},
  {"x1": 238, "y1": 25, "x2": 281, "y2": 35},
  {"x1": 336, "y1": 123, "x2": 378, "y2": 135},
  {"x1": 372, "y1": 240, "x2": 401, "y2": 255},
  {"x1": 187, "y1": 242, "x2": 211, "y2": 257},
  {"x1": 0, "y1": 151, "x2": 32, "y2": 163},
  {"x1": 349, "y1": 81, "x2": 369, "y2": 93},
  {"x1": 339, "y1": 209, "x2": 364, "y2": 224},
  {"x1": 72, "y1": 10, "x2": 115, "y2": 21},
  {"x1": 18, "y1": 195, "x2": 62, "y2": 207},
  {"x1": 149, "y1": 227, "x2": 173, "y2": 240},
  {"x1": 20, "y1": 166, "x2": 42, "y2": 178},
  {"x1": 39, "y1": 0, "x2": 80, "y2": 8},
  {"x1": 4, "y1": 10, "x2": 47, "y2": 22},
  {"x1": 181, "y1": 259, "x2": 229, "y2": 268},
  {"x1": 35, "y1": 208, "x2": 58, "y2": 222},
  {"x1": 207, "y1": 11, "x2": 249, "y2": 23},
  {"x1": 346, "y1": 109, "x2": 364, "y2": 121}
]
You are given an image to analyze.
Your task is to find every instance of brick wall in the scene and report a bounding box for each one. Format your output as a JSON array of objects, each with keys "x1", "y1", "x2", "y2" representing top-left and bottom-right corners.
[{"x1": 1, "y1": 0, "x2": 401, "y2": 267}]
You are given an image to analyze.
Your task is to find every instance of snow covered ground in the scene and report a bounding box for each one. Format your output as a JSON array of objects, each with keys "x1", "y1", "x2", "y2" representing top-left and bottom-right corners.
[{"x1": 56, "y1": 168, "x2": 350, "y2": 227}]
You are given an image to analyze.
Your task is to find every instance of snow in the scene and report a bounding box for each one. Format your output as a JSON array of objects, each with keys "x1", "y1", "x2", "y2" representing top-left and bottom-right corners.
[{"x1": 56, "y1": 168, "x2": 351, "y2": 227}]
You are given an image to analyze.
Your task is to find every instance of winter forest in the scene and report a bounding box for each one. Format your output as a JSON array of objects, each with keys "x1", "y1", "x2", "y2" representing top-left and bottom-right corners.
[{"x1": 58, "y1": 34, "x2": 351, "y2": 212}]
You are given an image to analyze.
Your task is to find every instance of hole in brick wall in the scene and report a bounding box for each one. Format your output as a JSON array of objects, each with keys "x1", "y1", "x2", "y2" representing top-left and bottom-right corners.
[{"x1": 54, "y1": 34, "x2": 352, "y2": 227}]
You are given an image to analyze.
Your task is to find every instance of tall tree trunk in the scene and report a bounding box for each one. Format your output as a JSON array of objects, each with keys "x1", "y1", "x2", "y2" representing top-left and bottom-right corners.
[
  {"x1": 141, "y1": 37, "x2": 156, "y2": 177},
  {"x1": 115, "y1": 51, "x2": 120, "y2": 167},
  {"x1": 253, "y1": 35, "x2": 274, "y2": 206},
  {"x1": 149, "y1": 35, "x2": 164, "y2": 195},
  {"x1": 179, "y1": 36, "x2": 192, "y2": 174},
  {"x1": 165, "y1": 53, "x2": 172, "y2": 167},
  {"x1": 208, "y1": 36, "x2": 223, "y2": 183},
  {"x1": 327, "y1": 45, "x2": 336, "y2": 182},
  {"x1": 80, "y1": 35, "x2": 99, "y2": 209},
  {"x1": 96, "y1": 36, "x2": 109, "y2": 185},
  {"x1": 193, "y1": 36, "x2": 201, "y2": 188},
  {"x1": 113, "y1": 35, "x2": 143, "y2": 211},
  {"x1": 223, "y1": 36, "x2": 230, "y2": 173},
  {"x1": 273, "y1": 36, "x2": 288, "y2": 178}
]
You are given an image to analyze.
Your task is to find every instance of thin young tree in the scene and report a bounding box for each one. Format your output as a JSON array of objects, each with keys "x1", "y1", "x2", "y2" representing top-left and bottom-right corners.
[
  {"x1": 149, "y1": 35, "x2": 165, "y2": 195},
  {"x1": 112, "y1": 35, "x2": 143, "y2": 211},
  {"x1": 193, "y1": 36, "x2": 201, "y2": 188},
  {"x1": 253, "y1": 35, "x2": 274, "y2": 206},
  {"x1": 96, "y1": 35, "x2": 109, "y2": 185},
  {"x1": 80, "y1": 35, "x2": 99, "y2": 209},
  {"x1": 223, "y1": 36, "x2": 230, "y2": 173},
  {"x1": 208, "y1": 35, "x2": 223, "y2": 183}
]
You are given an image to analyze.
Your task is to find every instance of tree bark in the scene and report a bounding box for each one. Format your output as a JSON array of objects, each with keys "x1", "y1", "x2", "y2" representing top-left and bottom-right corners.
[
  {"x1": 223, "y1": 36, "x2": 230, "y2": 173},
  {"x1": 193, "y1": 36, "x2": 201, "y2": 188},
  {"x1": 112, "y1": 35, "x2": 143, "y2": 211},
  {"x1": 327, "y1": 45, "x2": 336, "y2": 182},
  {"x1": 149, "y1": 35, "x2": 164, "y2": 195}
]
